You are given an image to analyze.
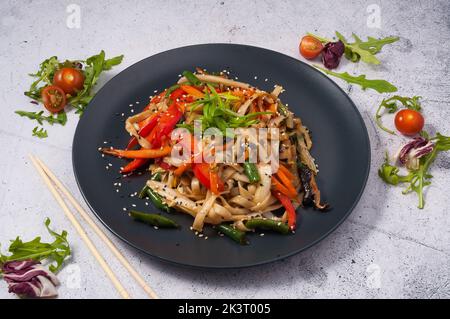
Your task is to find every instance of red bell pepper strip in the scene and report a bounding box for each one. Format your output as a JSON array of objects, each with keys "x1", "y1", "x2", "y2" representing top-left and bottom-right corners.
[
  {"x1": 121, "y1": 158, "x2": 148, "y2": 174},
  {"x1": 272, "y1": 190, "x2": 297, "y2": 230},
  {"x1": 101, "y1": 146, "x2": 172, "y2": 159},
  {"x1": 126, "y1": 113, "x2": 161, "y2": 150},
  {"x1": 180, "y1": 85, "x2": 205, "y2": 99},
  {"x1": 193, "y1": 163, "x2": 224, "y2": 195},
  {"x1": 169, "y1": 88, "x2": 186, "y2": 101},
  {"x1": 148, "y1": 103, "x2": 183, "y2": 148}
]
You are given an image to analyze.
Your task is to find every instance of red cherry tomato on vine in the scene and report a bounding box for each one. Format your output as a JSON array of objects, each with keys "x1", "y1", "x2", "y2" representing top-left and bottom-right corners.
[
  {"x1": 53, "y1": 67, "x2": 85, "y2": 95},
  {"x1": 394, "y1": 109, "x2": 424, "y2": 136}
]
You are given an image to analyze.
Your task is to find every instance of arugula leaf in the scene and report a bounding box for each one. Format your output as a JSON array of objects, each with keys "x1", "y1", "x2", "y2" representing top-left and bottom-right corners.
[
  {"x1": 358, "y1": 35, "x2": 400, "y2": 54},
  {"x1": 32, "y1": 126, "x2": 48, "y2": 138},
  {"x1": 375, "y1": 96, "x2": 422, "y2": 134},
  {"x1": 69, "y1": 51, "x2": 124, "y2": 115},
  {"x1": 336, "y1": 32, "x2": 380, "y2": 64},
  {"x1": 0, "y1": 218, "x2": 71, "y2": 273},
  {"x1": 24, "y1": 56, "x2": 59, "y2": 100},
  {"x1": 15, "y1": 110, "x2": 67, "y2": 126},
  {"x1": 103, "y1": 55, "x2": 124, "y2": 70},
  {"x1": 378, "y1": 133, "x2": 450, "y2": 209},
  {"x1": 313, "y1": 65, "x2": 398, "y2": 93}
]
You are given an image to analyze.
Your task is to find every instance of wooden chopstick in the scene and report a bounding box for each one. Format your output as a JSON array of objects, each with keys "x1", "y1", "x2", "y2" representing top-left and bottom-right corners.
[
  {"x1": 33, "y1": 155, "x2": 159, "y2": 299},
  {"x1": 29, "y1": 154, "x2": 131, "y2": 299}
]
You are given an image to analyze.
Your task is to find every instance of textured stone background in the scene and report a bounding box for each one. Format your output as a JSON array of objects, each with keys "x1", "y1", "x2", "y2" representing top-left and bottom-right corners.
[{"x1": 0, "y1": 0, "x2": 449, "y2": 299}]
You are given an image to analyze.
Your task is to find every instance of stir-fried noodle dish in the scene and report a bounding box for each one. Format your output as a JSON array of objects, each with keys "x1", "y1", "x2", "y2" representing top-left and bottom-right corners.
[{"x1": 101, "y1": 69, "x2": 329, "y2": 244}]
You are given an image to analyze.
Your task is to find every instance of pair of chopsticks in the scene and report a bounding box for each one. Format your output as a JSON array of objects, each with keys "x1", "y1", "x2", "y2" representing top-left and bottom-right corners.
[{"x1": 29, "y1": 154, "x2": 158, "y2": 299}]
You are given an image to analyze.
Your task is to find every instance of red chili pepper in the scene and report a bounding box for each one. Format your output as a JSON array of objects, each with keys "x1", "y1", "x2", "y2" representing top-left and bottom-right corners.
[
  {"x1": 126, "y1": 137, "x2": 139, "y2": 150},
  {"x1": 121, "y1": 158, "x2": 148, "y2": 174},
  {"x1": 272, "y1": 190, "x2": 297, "y2": 230}
]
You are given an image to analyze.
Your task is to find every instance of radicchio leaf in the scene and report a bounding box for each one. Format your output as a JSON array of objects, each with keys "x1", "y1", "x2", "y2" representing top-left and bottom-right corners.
[
  {"x1": 398, "y1": 136, "x2": 434, "y2": 170},
  {"x1": 2, "y1": 260, "x2": 60, "y2": 298},
  {"x1": 322, "y1": 41, "x2": 345, "y2": 69}
]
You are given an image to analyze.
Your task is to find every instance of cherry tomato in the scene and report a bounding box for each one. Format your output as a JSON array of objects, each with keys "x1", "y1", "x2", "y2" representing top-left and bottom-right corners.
[
  {"x1": 299, "y1": 35, "x2": 324, "y2": 59},
  {"x1": 41, "y1": 85, "x2": 66, "y2": 113},
  {"x1": 394, "y1": 109, "x2": 424, "y2": 136},
  {"x1": 53, "y1": 67, "x2": 85, "y2": 95}
]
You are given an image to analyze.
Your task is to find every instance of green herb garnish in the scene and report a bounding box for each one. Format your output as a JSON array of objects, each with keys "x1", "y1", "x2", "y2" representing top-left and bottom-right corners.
[
  {"x1": 32, "y1": 126, "x2": 48, "y2": 138},
  {"x1": 182, "y1": 70, "x2": 202, "y2": 86},
  {"x1": 188, "y1": 84, "x2": 271, "y2": 135},
  {"x1": 313, "y1": 65, "x2": 398, "y2": 93},
  {"x1": 0, "y1": 218, "x2": 71, "y2": 273},
  {"x1": 15, "y1": 110, "x2": 67, "y2": 126},
  {"x1": 70, "y1": 50, "x2": 124, "y2": 115}
]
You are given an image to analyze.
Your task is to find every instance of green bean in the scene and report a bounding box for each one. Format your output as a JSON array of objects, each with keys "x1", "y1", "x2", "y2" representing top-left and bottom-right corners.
[
  {"x1": 146, "y1": 188, "x2": 170, "y2": 212},
  {"x1": 139, "y1": 172, "x2": 169, "y2": 211},
  {"x1": 278, "y1": 101, "x2": 289, "y2": 116},
  {"x1": 138, "y1": 185, "x2": 150, "y2": 199},
  {"x1": 129, "y1": 210, "x2": 178, "y2": 228},
  {"x1": 217, "y1": 224, "x2": 248, "y2": 245},
  {"x1": 245, "y1": 218, "x2": 290, "y2": 234},
  {"x1": 243, "y1": 162, "x2": 260, "y2": 183},
  {"x1": 151, "y1": 172, "x2": 162, "y2": 181}
]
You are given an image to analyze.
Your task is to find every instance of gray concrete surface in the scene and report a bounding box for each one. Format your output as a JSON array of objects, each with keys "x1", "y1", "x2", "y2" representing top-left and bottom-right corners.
[{"x1": 0, "y1": 0, "x2": 449, "y2": 299}]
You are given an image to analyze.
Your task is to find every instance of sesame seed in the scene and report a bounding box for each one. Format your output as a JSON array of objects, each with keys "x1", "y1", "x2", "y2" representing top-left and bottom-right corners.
[
  {"x1": 116, "y1": 189, "x2": 119, "y2": 193},
  {"x1": 198, "y1": 233, "x2": 204, "y2": 238},
  {"x1": 153, "y1": 90, "x2": 158, "y2": 93},
  {"x1": 105, "y1": 166, "x2": 109, "y2": 170},
  {"x1": 254, "y1": 76, "x2": 258, "y2": 79},
  {"x1": 260, "y1": 233, "x2": 265, "y2": 237},
  {"x1": 97, "y1": 147, "x2": 102, "y2": 151},
  {"x1": 129, "y1": 104, "x2": 133, "y2": 107},
  {"x1": 204, "y1": 236, "x2": 208, "y2": 240},
  {"x1": 108, "y1": 163, "x2": 112, "y2": 167},
  {"x1": 136, "y1": 101, "x2": 140, "y2": 104},
  {"x1": 132, "y1": 204, "x2": 136, "y2": 207},
  {"x1": 101, "y1": 154, "x2": 105, "y2": 158},
  {"x1": 264, "y1": 78, "x2": 268, "y2": 82},
  {"x1": 145, "y1": 202, "x2": 149, "y2": 206},
  {"x1": 122, "y1": 207, "x2": 127, "y2": 211},
  {"x1": 121, "y1": 113, "x2": 125, "y2": 116},
  {"x1": 154, "y1": 226, "x2": 159, "y2": 230},
  {"x1": 103, "y1": 141, "x2": 108, "y2": 144}
]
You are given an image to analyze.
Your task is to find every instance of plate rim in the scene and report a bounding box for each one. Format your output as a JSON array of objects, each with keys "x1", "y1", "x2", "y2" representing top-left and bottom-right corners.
[{"x1": 72, "y1": 43, "x2": 371, "y2": 269}]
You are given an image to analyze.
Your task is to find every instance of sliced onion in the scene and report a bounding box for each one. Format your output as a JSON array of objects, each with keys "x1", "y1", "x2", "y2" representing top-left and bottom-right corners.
[{"x1": 253, "y1": 164, "x2": 272, "y2": 204}]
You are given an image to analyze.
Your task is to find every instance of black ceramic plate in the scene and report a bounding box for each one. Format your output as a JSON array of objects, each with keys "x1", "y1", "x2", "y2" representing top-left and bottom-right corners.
[{"x1": 73, "y1": 44, "x2": 370, "y2": 268}]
